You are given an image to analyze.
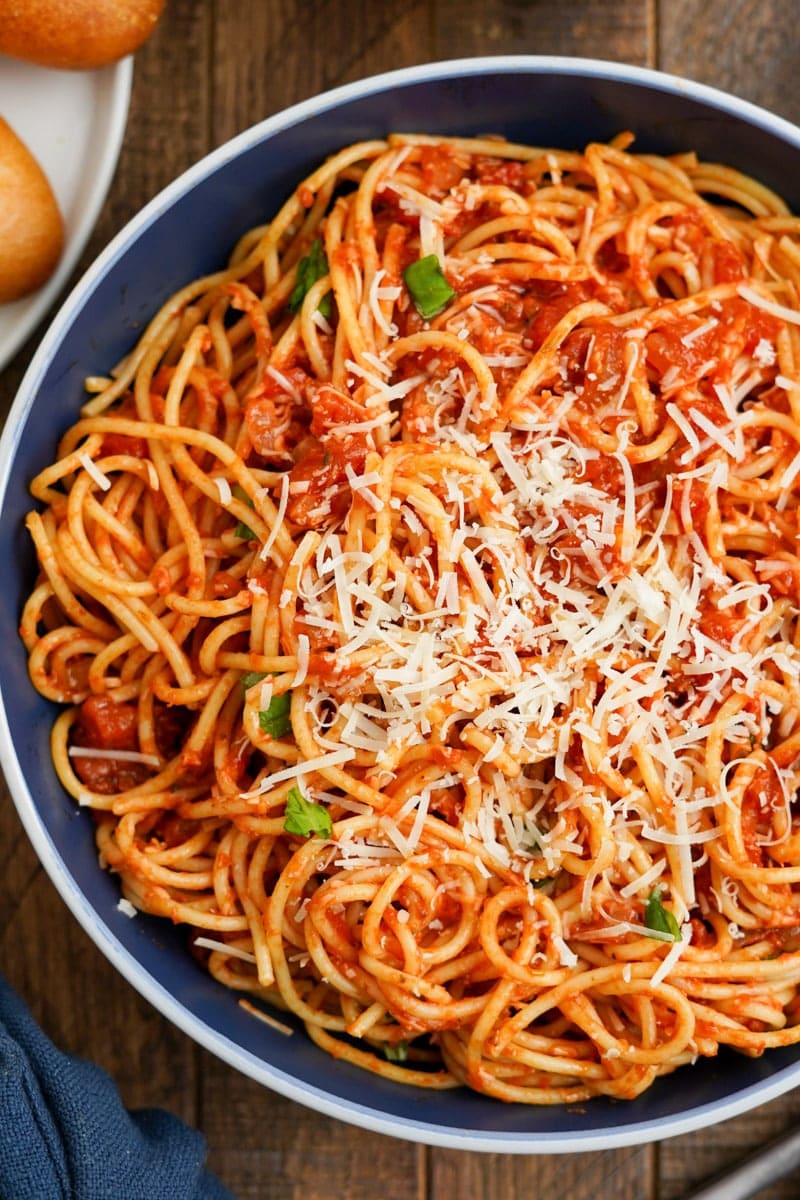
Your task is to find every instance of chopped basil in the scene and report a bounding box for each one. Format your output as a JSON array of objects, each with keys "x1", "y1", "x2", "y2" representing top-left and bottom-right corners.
[
  {"x1": 259, "y1": 691, "x2": 292, "y2": 739},
  {"x1": 384, "y1": 1041, "x2": 408, "y2": 1062},
  {"x1": 232, "y1": 484, "x2": 256, "y2": 540},
  {"x1": 283, "y1": 785, "x2": 332, "y2": 838},
  {"x1": 241, "y1": 671, "x2": 267, "y2": 693},
  {"x1": 289, "y1": 239, "x2": 332, "y2": 317},
  {"x1": 403, "y1": 254, "x2": 455, "y2": 319},
  {"x1": 644, "y1": 886, "x2": 682, "y2": 942}
]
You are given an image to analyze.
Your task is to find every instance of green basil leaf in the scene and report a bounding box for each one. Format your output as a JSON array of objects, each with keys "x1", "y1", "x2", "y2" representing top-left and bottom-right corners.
[
  {"x1": 241, "y1": 671, "x2": 267, "y2": 693},
  {"x1": 283, "y1": 785, "x2": 332, "y2": 838},
  {"x1": 644, "y1": 886, "x2": 682, "y2": 942},
  {"x1": 232, "y1": 484, "x2": 256, "y2": 539},
  {"x1": 403, "y1": 254, "x2": 455, "y2": 319},
  {"x1": 384, "y1": 1041, "x2": 408, "y2": 1062},
  {"x1": 289, "y1": 239, "x2": 332, "y2": 317},
  {"x1": 259, "y1": 691, "x2": 292, "y2": 739}
]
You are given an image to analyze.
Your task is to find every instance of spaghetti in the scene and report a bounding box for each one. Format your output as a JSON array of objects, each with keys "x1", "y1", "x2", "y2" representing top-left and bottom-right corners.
[{"x1": 20, "y1": 132, "x2": 800, "y2": 1103}]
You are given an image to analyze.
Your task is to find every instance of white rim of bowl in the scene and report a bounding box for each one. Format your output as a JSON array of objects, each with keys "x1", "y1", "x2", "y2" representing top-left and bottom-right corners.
[
  {"x1": 3, "y1": 55, "x2": 800, "y2": 1152},
  {"x1": 0, "y1": 55, "x2": 133, "y2": 372}
]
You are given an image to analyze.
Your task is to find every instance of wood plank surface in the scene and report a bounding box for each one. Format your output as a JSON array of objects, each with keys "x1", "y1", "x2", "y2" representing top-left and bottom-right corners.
[
  {"x1": 659, "y1": 0, "x2": 800, "y2": 125},
  {"x1": 433, "y1": 0, "x2": 655, "y2": 64},
  {"x1": 1, "y1": 2, "x2": 800, "y2": 1198}
]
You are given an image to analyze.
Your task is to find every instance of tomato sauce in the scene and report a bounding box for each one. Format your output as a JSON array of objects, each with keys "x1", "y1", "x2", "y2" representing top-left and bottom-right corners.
[
  {"x1": 697, "y1": 607, "x2": 745, "y2": 648},
  {"x1": 647, "y1": 296, "x2": 780, "y2": 388},
  {"x1": 245, "y1": 367, "x2": 313, "y2": 460},
  {"x1": 741, "y1": 762, "x2": 789, "y2": 866},
  {"x1": 71, "y1": 695, "x2": 190, "y2": 794},
  {"x1": 100, "y1": 395, "x2": 148, "y2": 458},
  {"x1": 524, "y1": 280, "x2": 597, "y2": 351},
  {"x1": 473, "y1": 157, "x2": 526, "y2": 190},
  {"x1": 286, "y1": 439, "x2": 368, "y2": 529},
  {"x1": 71, "y1": 695, "x2": 147, "y2": 793},
  {"x1": 417, "y1": 144, "x2": 469, "y2": 197}
]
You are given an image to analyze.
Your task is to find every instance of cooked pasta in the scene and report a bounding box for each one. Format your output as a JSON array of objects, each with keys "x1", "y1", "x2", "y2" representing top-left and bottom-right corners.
[{"x1": 20, "y1": 131, "x2": 800, "y2": 1103}]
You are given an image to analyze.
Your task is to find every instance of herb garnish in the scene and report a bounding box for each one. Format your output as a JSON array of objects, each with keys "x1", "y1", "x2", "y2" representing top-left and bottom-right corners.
[
  {"x1": 241, "y1": 671, "x2": 267, "y2": 693},
  {"x1": 232, "y1": 484, "x2": 256, "y2": 540},
  {"x1": 259, "y1": 691, "x2": 292, "y2": 739},
  {"x1": 644, "y1": 886, "x2": 682, "y2": 942},
  {"x1": 283, "y1": 785, "x2": 332, "y2": 838},
  {"x1": 403, "y1": 254, "x2": 455, "y2": 319},
  {"x1": 289, "y1": 239, "x2": 332, "y2": 317}
]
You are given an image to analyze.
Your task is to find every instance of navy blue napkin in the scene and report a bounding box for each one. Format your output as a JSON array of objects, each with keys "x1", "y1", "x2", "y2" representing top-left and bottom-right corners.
[{"x1": 0, "y1": 975, "x2": 234, "y2": 1200}]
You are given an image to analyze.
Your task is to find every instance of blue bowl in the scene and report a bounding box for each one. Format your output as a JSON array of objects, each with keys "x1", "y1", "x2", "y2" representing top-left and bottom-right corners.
[{"x1": 3, "y1": 57, "x2": 800, "y2": 1151}]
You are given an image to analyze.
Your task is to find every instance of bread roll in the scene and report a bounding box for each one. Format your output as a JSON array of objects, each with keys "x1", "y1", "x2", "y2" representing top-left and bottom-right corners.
[
  {"x1": 0, "y1": 0, "x2": 166, "y2": 70},
  {"x1": 0, "y1": 116, "x2": 64, "y2": 304}
]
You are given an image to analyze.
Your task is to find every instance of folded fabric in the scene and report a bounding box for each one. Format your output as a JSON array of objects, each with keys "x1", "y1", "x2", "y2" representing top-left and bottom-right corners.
[{"x1": 0, "y1": 974, "x2": 234, "y2": 1200}]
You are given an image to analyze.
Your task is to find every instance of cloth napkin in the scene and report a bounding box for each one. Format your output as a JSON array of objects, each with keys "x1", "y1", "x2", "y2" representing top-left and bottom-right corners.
[{"x1": 0, "y1": 974, "x2": 234, "y2": 1200}]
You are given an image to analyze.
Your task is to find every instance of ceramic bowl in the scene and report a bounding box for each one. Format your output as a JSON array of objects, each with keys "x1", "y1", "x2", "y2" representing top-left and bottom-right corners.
[{"x1": 3, "y1": 57, "x2": 800, "y2": 1151}]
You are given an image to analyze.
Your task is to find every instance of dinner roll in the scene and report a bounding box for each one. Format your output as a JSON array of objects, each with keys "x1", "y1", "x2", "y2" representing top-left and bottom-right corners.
[
  {"x1": 0, "y1": 0, "x2": 166, "y2": 70},
  {"x1": 0, "y1": 116, "x2": 64, "y2": 304}
]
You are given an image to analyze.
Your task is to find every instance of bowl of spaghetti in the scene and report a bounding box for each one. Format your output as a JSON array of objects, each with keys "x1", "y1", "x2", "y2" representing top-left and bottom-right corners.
[{"x1": 4, "y1": 56, "x2": 800, "y2": 1151}]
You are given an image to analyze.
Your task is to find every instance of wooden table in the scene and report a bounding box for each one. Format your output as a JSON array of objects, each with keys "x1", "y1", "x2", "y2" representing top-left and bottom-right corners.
[{"x1": 2, "y1": 2, "x2": 800, "y2": 1196}]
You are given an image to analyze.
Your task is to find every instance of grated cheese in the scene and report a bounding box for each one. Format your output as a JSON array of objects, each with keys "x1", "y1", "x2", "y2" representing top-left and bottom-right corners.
[
  {"x1": 213, "y1": 476, "x2": 233, "y2": 505},
  {"x1": 737, "y1": 284, "x2": 800, "y2": 326},
  {"x1": 259, "y1": 471, "x2": 290, "y2": 562},
  {"x1": 69, "y1": 746, "x2": 160, "y2": 766},
  {"x1": 195, "y1": 936, "x2": 258, "y2": 964},
  {"x1": 79, "y1": 452, "x2": 112, "y2": 492}
]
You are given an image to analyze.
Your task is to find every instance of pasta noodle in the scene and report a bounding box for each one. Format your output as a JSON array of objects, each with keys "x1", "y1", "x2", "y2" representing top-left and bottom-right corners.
[{"x1": 21, "y1": 131, "x2": 800, "y2": 1103}]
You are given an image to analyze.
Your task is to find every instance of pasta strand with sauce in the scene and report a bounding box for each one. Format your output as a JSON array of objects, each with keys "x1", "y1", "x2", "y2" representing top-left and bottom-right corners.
[{"x1": 21, "y1": 132, "x2": 800, "y2": 1103}]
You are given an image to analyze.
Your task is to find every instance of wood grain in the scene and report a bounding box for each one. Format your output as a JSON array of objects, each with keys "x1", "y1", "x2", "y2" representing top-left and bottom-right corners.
[
  {"x1": 211, "y1": 0, "x2": 434, "y2": 147},
  {"x1": 2, "y1": 2, "x2": 800, "y2": 1199},
  {"x1": 658, "y1": 1094, "x2": 800, "y2": 1200},
  {"x1": 433, "y1": 0, "x2": 655, "y2": 63},
  {"x1": 659, "y1": 0, "x2": 800, "y2": 124},
  {"x1": 201, "y1": 1053, "x2": 424, "y2": 1200},
  {"x1": 430, "y1": 1145, "x2": 652, "y2": 1200},
  {"x1": 0, "y1": 781, "x2": 200, "y2": 1119}
]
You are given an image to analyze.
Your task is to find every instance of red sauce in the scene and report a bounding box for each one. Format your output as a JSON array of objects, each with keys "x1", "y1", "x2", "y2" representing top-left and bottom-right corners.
[
  {"x1": 582, "y1": 453, "x2": 625, "y2": 496},
  {"x1": 741, "y1": 762, "x2": 784, "y2": 864},
  {"x1": 373, "y1": 188, "x2": 421, "y2": 231},
  {"x1": 646, "y1": 320, "x2": 721, "y2": 383},
  {"x1": 71, "y1": 695, "x2": 190, "y2": 794},
  {"x1": 78, "y1": 694, "x2": 138, "y2": 749},
  {"x1": 418, "y1": 144, "x2": 468, "y2": 197},
  {"x1": 596, "y1": 236, "x2": 630, "y2": 276},
  {"x1": 524, "y1": 280, "x2": 596, "y2": 351},
  {"x1": 286, "y1": 437, "x2": 368, "y2": 529},
  {"x1": 673, "y1": 476, "x2": 710, "y2": 530},
  {"x1": 244, "y1": 367, "x2": 312, "y2": 459},
  {"x1": 101, "y1": 431, "x2": 148, "y2": 458},
  {"x1": 308, "y1": 384, "x2": 366, "y2": 438},
  {"x1": 697, "y1": 607, "x2": 745, "y2": 648},
  {"x1": 71, "y1": 695, "x2": 147, "y2": 793},
  {"x1": 647, "y1": 296, "x2": 780, "y2": 387},
  {"x1": 211, "y1": 571, "x2": 242, "y2": 598},
  {"x1": 712, "y1": 239, "x2": 746, "y2": 284},
  {"x1": 665, "y1": 214, "x2": 746, "y2": 284},
  {"x1": 152, "y1": 704, "x2": 191, "y2": 759},
  {"x1": 100, "y1": 395, "x2": 148, "y2": 458},
  {"x1": 473, "y1": 157, "x2": 526, "y2": 190}
]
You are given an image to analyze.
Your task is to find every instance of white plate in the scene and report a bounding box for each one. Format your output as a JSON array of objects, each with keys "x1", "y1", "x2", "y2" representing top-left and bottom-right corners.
[{"x1": 0, "y1": 55, "x2": 132, "y2": 371}]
